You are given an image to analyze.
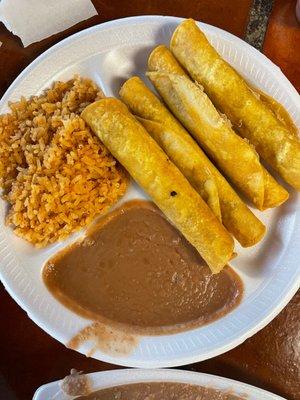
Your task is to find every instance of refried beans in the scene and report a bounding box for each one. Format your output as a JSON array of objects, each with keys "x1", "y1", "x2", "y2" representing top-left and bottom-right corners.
[
  {"x1": 76, "y1": 382, "x2": 245, "y2": 399},
  {"x1": 43, "y1": 200, "x2": 243, "y2": 334}
]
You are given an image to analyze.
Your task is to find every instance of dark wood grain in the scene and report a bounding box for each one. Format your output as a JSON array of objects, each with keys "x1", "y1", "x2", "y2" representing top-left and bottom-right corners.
[{"x1": 0, "y1": 1, "x2": 299, "y2": 399}]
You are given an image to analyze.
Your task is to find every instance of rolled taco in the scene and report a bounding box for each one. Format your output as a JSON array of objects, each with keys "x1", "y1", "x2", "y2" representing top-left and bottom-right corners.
[{"x1": 170, "y1": 19, "x2": 300, "y2": 191}]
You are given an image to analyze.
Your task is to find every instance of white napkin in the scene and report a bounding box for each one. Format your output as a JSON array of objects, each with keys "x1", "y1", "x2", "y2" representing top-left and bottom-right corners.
[{"x1": 0, "y1": 0, "x2": 98, "y2": 47}]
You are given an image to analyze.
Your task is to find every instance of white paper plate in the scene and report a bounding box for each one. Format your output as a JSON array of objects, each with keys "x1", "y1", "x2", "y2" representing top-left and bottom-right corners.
[
  {"x1": 33, "y1": 368, "x2": 287, "y2": 400},
  {"x1": 0, "y1": 16, "x2": 299, "y2": 368}
]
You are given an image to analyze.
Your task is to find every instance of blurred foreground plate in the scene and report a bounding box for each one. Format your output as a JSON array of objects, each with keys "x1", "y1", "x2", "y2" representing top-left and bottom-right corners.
[{"x1": 33, "y1": 369, "x2": 286, "y2": 399}]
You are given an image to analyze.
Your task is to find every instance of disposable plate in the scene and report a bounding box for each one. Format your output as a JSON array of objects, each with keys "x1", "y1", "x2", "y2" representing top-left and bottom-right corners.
[
  {"x1": 0, "y1": 16, "x2": 299, "y2": 368},
  {"x1": 33, "y1": 369, "x2": 286, "y2": 400}
]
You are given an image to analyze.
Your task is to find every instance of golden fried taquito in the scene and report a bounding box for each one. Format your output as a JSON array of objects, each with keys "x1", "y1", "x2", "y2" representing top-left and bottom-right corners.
[
  {"x1": 120, "y1": 77, "x2": 221, "y2": 221},
  {"x1": 82, "y1": 98, "x2": 234, "y2": 273},
  {"x1": 170, "y1": 19, "x2": 300, "y2": 190},
  {"x1": 137, "y1": 116, "x2": 222, "y2": 221},
  {"x1": 147, "y1": 45, "x2": 288, "y2": 210},
  {"x1": 120, "y1": 77, "x2": 266, "y2": 247}
]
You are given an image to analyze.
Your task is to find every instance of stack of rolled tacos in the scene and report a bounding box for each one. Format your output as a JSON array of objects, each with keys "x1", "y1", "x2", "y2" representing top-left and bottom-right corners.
[
  {"x1": 82, "y1": 18, "x2": 299, "y2": 274},
  {"x1": 146, "y1": 45, "x2": 289, "y2": 211},
  {"x1": 119, "y1": 76, "x2": 266, "y2": 248}
]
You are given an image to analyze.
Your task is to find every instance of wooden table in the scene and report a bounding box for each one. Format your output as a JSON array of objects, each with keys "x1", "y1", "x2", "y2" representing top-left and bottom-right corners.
[{"x1": 0, "y1": 1, "x2": 299, "y2": 399}]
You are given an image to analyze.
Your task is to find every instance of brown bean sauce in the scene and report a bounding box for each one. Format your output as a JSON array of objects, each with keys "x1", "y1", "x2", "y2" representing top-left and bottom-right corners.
[
  {"x1": 43, "y1": 200, "x2": 243, "y2": 335},
  {"x1": 76, "y1": 382, "x2": 245, "y2": 400}
]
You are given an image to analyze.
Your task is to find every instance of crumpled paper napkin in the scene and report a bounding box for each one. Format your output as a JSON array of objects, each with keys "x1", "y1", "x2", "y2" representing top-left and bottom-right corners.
[{"x1": 0, "y1": 0, "x2": 98, "y2": 47}]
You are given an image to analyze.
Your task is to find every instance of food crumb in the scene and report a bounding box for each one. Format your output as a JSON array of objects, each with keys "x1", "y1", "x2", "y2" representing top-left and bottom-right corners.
[
  {"x1": 82, "y1": 237, "x2": 96, "y2": 247},
  {"x1": 60, "y1": 369, "x2": 91, "y2": 396},
  {"x1": 171, "y1": 271, "x2": 178, "y2": 283}
]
